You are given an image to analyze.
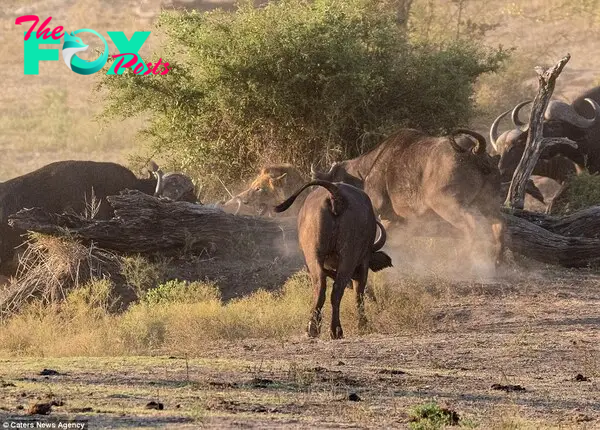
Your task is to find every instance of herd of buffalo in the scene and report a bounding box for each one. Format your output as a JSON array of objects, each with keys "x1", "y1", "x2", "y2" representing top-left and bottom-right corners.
[{"x1": 1, "y1": 85, "x2": 599, "y2": 337}]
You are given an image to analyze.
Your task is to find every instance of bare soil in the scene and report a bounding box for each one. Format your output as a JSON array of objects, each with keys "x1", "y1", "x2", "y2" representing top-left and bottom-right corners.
[{"x1": 1, "y1": 266, "x2": 598, "y2": 429}]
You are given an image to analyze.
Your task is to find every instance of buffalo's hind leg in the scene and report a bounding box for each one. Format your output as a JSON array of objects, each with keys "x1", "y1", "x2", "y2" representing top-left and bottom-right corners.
[
  {"x1": 330, "y1": 272, "x2": 352, "y2": 340},
  {"x1": 307, "y1": 264, "x2": 327, "y2": 338},
  {"x1": 353, "y1": 262, "x2": 369, "y2": 333}
]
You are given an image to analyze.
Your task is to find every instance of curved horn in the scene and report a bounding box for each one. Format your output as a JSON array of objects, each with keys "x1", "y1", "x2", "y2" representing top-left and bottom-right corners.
[
  {"x1": 511, "y1": 100, "x2": 532, "y2": 129},
  {"x1": 153, "y1": 169, "x2": 165, "y2": 196},
  {"x1": 373, "y1": 220, "x2": 387, "y2": 252},
  {"x1": 452, "y1": 128, "x2": 487, "y2": 155},
  {"x1": 545, "y1": 98, "x2": 600, "y2": 129},
  {"x1": 489, "y1": 108, "x2": 511, "y2": 153},
  {"x1": 310, "y1": 163, "x2": 317, "y2": 178}
]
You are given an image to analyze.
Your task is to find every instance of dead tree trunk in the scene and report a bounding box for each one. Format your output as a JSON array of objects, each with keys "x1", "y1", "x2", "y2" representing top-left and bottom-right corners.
[
  {"x1": 9, "y1": 190, "x2": 600, "y2": 269},
  {"x1": 8, "y1": 191, "x2": 298, "y2": 258},
  {"x1": 505, "y1": 54, "x2": 578, "y2": 209}
]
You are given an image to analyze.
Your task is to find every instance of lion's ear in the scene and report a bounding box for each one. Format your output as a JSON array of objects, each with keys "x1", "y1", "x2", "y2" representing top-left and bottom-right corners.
[{"x1": 271, "y1": 172, "x2": 288, "y2": 183}]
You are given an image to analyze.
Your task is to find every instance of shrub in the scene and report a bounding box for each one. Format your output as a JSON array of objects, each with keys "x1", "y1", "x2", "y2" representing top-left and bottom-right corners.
[
  {"x1": 99, "y1": 0, "x2": 508, "y2": 199},
  {"x1": 142, "y1": 279, "x2": 222, "y2": 305},
  {"x1": 550, "y1": 172, "x2": 600, "y2": 214}
]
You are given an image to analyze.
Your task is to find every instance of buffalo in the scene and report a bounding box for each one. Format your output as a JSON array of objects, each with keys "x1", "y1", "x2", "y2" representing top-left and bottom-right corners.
[
  {"x1": 222, "y1": 164, "x2": 306, "y2": 217},
  {"x1": 274, "y1": 180, "x2": 392, "y2": 339},
  {"x1": 0, "y1": 160, "x2": 196, "y2": 274},
  {"x1": 311, "y1": 128, "x2": 506, "y2": 267},
  {"x1": 491, "y1": 91, "x2": 600, "y2": 185}
]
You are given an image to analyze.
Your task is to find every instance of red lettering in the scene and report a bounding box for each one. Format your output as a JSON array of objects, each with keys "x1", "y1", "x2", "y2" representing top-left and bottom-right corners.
[
  {"x1": 150, "y1": 58, "x2": 163, "y2": 75},
  {"x1": 111, "y1": 53, "x2": 139, "y2": 73},
  {"x1": 51, "y1": 26, "x2": 63, "y2": 40},
  {"x1": 133, "y1": 62, "x2": 145, "y2": 74},
  {"x1": 36, "y1": 16, "x2": 53, "y2": 40},
  {"x1": 15, "y1": 15, "x2": 39, "y2": 41},
  {"x1": 143, "y1": 62, "x2": 153, "y2": 75},
  {"x1": 160, "y1": 62, "x2": 170, "y2": 75},
  {"x1": 15, "y1": 16, "x2": 61, "y2": 41}
]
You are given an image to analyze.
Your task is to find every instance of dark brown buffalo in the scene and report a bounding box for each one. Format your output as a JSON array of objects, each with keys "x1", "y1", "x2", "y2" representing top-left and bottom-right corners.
[
  {"x1": 492, "y1": 92, "x2": 600, "y2": 185},
  {"x1": 311, "y1": 128, "x2": 506, "y2": 266},
  {"x1": 274, "y1": 180, "x2": 392, "y2": 339},
  {"x1": 0, "y1": 160, "x2": 196, "y2": 274}
]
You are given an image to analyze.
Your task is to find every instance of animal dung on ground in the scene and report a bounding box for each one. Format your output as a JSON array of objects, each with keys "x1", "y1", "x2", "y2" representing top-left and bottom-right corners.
[
  {"x1": 574, "y1": 374, "x2": 590, "y2": 382},
  {"x1": 39, "y1": 369, "x2": 61, "y2": 376},
  {"x1": 377, "y1": 369, "x2": 407, "y2": 375},
  {"x1": 248, "y1": 378, "x2": 275, "y2": 388},
  {"x1": 491, "y1": 383, "x2": 526, "y2": 392},
  {"x1": 145, "y1": 401, "x2": 164, "y2": 410},
  {"x1": 348, "y1": 393, "x2": 361, "y2": 402}
]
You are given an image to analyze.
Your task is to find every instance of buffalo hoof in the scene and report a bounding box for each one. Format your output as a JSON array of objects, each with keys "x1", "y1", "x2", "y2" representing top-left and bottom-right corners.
[
  {"x1": 330, "y1": 326, "x2": 344, "y2": 340},
  {"x1": 307, "y1": 320, "x2": 320, "y2": 338}
]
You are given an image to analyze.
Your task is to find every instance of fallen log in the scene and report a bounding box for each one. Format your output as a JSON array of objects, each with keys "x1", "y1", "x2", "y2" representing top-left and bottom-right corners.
[
  {"x1": 503, "y1": 212, "x2": 600, "y2": 267},
  {"x1": 503, "y1": 206, "x2": 600, "y2": 239},
  {"x1": 9, "y1": 190, "x2": 600, "y2": 268},
  {"x1": 8, "y1": 190, "x2": 298, "y2": 258}
]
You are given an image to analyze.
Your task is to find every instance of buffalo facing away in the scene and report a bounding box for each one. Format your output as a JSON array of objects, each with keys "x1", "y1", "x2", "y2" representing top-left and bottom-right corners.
[
  {"x1": 0, "y1": 160, "x2": 196, "y2": 274},
  {"x1": 312, "y1": 128, "x2": 506, "y2": 267},
  {"x1": 222, "y1": 164, "x2": 306, "y2": 216},
  {"x1": 274, "y1": 180, "x2": 392, "y2": 339}
]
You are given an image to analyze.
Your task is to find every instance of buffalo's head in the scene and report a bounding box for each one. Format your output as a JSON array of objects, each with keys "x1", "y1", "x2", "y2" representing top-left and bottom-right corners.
[
  {"x1": 310, "y1": 161, "x2": 363, "y2": 189},
  {"x1": 497, "y1": 98, "x2": 600, "y2": 180},
  {"x1": 154, "y1": 170, "x2": 197, "y2": 203},
  {"x1": 222, "y1": 165, "x2": 305, "y2": 216}
]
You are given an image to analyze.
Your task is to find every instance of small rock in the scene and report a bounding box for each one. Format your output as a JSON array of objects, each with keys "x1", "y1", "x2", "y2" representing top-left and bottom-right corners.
[
  {"x1": 145, "y1": 401, "x2": 164, "y2": 410},
  {"x1": 348, "y1": 393, "x2": 361, "y2": 402},
  {"x1": 39, "y1": 369, "x2": 60, "y2": 376},
  {"x1": 575, "y1": 374, "x2": 590, "y2": 382},
  {"x1": 336, "y1": 361, "x2": 345, "y2": 366}
]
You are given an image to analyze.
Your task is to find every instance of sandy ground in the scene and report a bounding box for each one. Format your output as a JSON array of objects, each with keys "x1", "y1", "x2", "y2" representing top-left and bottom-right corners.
[{"x1": 0, "y1": 265, "x2": 598, "y2": 429}]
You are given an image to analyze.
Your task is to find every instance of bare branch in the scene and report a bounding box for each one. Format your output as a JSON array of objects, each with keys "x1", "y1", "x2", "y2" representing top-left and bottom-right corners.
[{"x1": 505, "y1": 54, "x2": 571, "y2": 209}]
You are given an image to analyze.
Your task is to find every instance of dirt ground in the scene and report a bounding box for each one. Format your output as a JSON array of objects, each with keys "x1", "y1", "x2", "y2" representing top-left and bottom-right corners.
[{"x1": 0, "y1": 264, "x2": 598, "y2": 429}]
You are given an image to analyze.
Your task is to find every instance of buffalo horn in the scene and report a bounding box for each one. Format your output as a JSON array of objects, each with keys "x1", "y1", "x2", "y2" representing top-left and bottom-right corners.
[
  {"x1": 489, "y1": 108, "x2": 511, "y2": 153},
  {"x1": 545, "y1": 98, "x2": 600, "y2": 129}
]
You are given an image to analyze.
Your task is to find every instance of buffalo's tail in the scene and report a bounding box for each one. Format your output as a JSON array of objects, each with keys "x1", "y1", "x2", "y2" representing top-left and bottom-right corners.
[
  {"x1": 369, "y1": 251, "x2": 393, "y2": 272},
  {"x1": 273, "y1": 180, "x2": 347, "y2": 215}
]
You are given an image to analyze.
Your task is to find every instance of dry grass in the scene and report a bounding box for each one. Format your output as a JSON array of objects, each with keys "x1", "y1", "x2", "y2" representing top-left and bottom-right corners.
[
  {"x1": 0, "y1": 270, "x2": 441, "y2": 357},
  {"x1": 0, "y1": 233, "x2": 124, "y2": 319}
]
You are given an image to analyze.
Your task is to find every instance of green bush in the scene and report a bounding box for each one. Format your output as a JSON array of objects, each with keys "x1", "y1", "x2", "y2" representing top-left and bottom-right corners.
[
  {"x1": 142, "y1": 279, "x2": 222, "y2": 305},
  {"x1": 100, "y1": 0, "x2": 508, "y2": 199},
  {"x1": 551, "y1": 172, "x2": 600, "y2": 214}
]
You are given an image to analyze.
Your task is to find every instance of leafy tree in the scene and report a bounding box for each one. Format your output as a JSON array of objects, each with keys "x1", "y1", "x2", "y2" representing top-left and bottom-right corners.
[{"x1": 99, "y1": 0, "x2": 508, "y2": 199}]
